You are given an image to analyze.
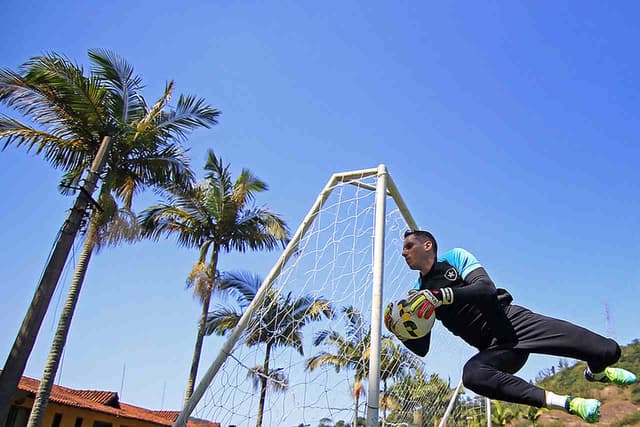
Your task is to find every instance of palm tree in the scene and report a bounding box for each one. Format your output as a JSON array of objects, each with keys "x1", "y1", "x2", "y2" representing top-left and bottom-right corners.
[
  {"x1": 305, "y1": 307, "x2": 371, "y2": 426},
  {"x1": 0, "y1": 50, "x2": 220, "y2": 422},
  {"x1": 385, "y1": 368, "x2": 451, "y2": 427},
  {"x1": 140, "y1": 151, "x2": 290, "y2": 404},
  {"x1": 205, "y1": 270, "x2": 333, "y2": 427},
  {"x1": 378, "y1": 337, "x2": 421, "y2": 426}
]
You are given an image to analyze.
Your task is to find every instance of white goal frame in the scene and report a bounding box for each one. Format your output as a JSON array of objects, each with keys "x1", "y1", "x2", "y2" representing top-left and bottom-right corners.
[{"x1": 174, "y1": 164, "x2": 418, "y2": 427}]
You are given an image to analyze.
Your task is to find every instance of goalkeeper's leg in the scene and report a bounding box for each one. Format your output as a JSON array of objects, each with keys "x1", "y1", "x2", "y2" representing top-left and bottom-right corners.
[
  {"x1": 505, "y1": 305, "x2": 635, "y2": 385},
  {"x1": 462, "y1": 348, "x2": 542, "y2": 407},
  {"x1": 463, "y1": 348, "x2": 602, "y2": 423}
]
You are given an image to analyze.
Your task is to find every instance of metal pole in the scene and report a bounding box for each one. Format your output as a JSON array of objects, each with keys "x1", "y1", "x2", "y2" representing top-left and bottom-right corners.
[
  {"x1": 438, "y1": 379, "x2": 464, "y2": 427},
  {"x1": 386, "y1": 175, "x2": 418, "y2": 231},
  {"x1": 0, "y1": 135, "x2": 113, "y2": 421},
  {"x1": 486, "y1": 398, "x2": 492, "y2": 427},
  {"x1": 366, "y1": 164, "x2": 388, "y2": 427}
]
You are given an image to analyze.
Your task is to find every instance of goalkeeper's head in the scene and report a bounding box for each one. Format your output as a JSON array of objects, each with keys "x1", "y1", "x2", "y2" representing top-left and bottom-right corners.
[
  {"x1": 403, "y1": 230, "x2": 438, "y2": 274},
  {"x1": 404, "y1": 230, "x2": 438, "y2": 255}
]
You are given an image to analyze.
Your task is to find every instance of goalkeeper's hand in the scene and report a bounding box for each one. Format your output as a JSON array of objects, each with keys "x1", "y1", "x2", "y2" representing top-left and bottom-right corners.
[
  {"x1": 384, "y1": 303, "x2": 393, "y2": 332},
  {"x1": 407, "y1": 287, "x2": 454, "y2": 313}
]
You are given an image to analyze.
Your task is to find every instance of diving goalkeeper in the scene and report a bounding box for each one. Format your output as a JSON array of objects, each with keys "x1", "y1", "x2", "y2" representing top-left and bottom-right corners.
[{"x1": 389, "y1": 230, "x2": 636, "y2": 424}]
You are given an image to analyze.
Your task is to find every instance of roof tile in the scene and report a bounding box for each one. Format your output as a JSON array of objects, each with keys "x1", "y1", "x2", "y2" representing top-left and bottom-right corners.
[{"x1": 14, "y1": 375, "x2": 218, "y2": 427}]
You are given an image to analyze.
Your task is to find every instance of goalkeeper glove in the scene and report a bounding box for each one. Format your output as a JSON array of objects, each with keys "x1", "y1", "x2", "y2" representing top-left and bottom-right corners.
[
  {"x1": 384, "y1": 303, "x2": 393, "y2": 331},
  {"x1": 407, "y1": 287, "x2": 454, "y2": 313}
]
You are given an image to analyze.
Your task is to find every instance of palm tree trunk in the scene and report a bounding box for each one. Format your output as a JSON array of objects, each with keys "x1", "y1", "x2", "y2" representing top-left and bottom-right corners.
[
  {"x1": 183, "y1": 246, "x2": 219, "y2": 405},
  {"x1": 353, "y1": 379, "x2": 360, "y2": 427},
  {"x1": 255, "y1": 343, "x2": 272, "y2": 427},
  {"x1": 0, "y1": 136, "x2": 112, "y2": 422},
  {"x1": 27, "y1": 219, "x2": 98, "y2": 427},
  {"x1": 381, "y1": 379, "x2": 388, "y2": 427}
]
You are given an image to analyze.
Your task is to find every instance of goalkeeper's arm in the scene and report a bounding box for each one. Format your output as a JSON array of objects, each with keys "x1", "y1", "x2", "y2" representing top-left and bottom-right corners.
[
  {"x1": 402, "y1": 332, "x2": 431, "y2": 357},
  {"x1": 407, "y1": 267, "x2": 501, "y2": 308},
  {"x1": 457, "y1": 267, "x2": 516, "y2": 343},
  {"x1": 449, "y1": 267, "x2": 501, "y2": 303}
]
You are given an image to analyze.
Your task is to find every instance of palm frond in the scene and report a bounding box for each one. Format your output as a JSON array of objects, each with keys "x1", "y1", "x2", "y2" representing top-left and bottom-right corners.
[
  {"x1": 305, "y1": 352, "x2": 348, "y2": 373},
  {"x1": 133, "y1": 81, "x2": 173, "y2": 137},
  {"x1": 139, "y1": 202, "x2": 209, "y2": 248},
  {"x1": 204, "y1": 306, "x2": 241, "y2": 336},
  {"x1": 218, "y1": 271, "x2": 261, "y2": 308},
  {"x1": 95, "y1": 206, "x2": 141, "y2": 251},
  {"x1": 232, "y1": 169, "x2": 268, "y2": 206},
  {"x1": 246, "y1": 366, "x2": 288, "y2": 393},
  {"x1": 186, "y1": 261, "x2": 213, "y2": 302},
  {"x1": 156, "y1": 94, "x2": 220, "y2": 141},
  {"x1": 22, "y1": 53, "x2": 111, "y2": 136},
  {"x1": 88, "y1": 49, "x2": 144, "y2": 124}
]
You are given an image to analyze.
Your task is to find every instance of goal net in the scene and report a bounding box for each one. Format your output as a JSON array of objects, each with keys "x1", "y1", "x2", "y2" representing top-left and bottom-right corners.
[{"x1": 175, "y1": 165, "x2": 477, "y2": 427}]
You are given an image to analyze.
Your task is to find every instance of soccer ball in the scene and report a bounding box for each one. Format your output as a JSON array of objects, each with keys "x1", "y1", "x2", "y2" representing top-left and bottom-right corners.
[{"x1": 384, "y1": 296, "x2": 436, "y2": 340}]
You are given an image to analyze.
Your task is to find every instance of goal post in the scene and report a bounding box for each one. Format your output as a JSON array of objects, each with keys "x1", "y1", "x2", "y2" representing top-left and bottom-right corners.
[
  {"x1": 174, "y1": 165, "x2": 473, "y2": 427},
  {"x1": 364, "y1": 165, "x2": 416, "y2": 426}
]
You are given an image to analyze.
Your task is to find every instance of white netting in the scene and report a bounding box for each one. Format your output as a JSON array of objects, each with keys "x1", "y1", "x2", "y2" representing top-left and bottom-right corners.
[{"x1": 186, "y1": 169, "x2": 476, "y2": 427}]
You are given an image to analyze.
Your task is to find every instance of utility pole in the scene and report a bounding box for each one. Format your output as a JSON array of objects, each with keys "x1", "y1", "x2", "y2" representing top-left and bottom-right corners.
[
  {"x1": 605, "y1": 303, "x2": 616, "y2": 338},
  {"x1": 0, "y1": 136, "x2": 113, "y2": 422}
]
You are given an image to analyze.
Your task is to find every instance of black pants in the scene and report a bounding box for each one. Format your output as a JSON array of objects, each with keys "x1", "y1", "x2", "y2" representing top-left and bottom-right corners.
[{"x1": 461, "y1": 305, "x2": 621, "y2": 407}]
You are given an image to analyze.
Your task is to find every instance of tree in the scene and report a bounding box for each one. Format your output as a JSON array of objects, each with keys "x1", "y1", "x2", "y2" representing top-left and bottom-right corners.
[
  {"x1": 385, "y1": 369, "x2": 451, "y2": 427},
  {"x1": 491, "y1": 401, "x2": 515, "y2": 426},
  {"x1": 0, "y1": 50, "x2": 219, "y2": 422},
  {"x1": 378, "y1": 337, "x2": 421, "y2": 426},
  {"x1": 520, "y1": 405, "x2": 547, "y2": 426},
  {"x1": 205, "y1": 270, "x2": 333, "y2": 427},
  {"x1": 140, "y1": 151, "x2": 290, "y2": 404},
  {"x1": 305, "y1": 307, "x2": 370, "y2": 426}
]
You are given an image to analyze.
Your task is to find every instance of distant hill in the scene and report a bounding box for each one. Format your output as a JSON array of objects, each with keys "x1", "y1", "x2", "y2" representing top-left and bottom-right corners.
[{"x1": 508, "y1": 340, "x2": 640, "y2": 426}]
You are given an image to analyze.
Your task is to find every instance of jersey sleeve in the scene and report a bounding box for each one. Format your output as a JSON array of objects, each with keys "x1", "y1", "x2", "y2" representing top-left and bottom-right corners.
[
  {"x1": 439, "y1": 248, "x2": 483, "y2": 279},
  {"x1": 441, "y1": 248, "x2": 497, "y2": 303}
]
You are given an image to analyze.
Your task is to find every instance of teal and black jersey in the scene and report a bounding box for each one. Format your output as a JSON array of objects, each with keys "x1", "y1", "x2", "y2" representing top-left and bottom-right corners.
[{"x1": 405, "y1": 248, "x2": 515, "y2": 353}]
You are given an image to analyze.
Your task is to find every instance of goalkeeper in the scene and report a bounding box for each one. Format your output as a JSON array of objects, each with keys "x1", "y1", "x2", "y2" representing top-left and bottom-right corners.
[{"x1": 389, "y1": 230, "x2": 636, "y2": 424}]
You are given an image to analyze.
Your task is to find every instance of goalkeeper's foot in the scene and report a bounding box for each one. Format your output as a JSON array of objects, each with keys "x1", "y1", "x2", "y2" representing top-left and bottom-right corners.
[
  {"x1": 585, "y1": 367, "x2": 637, "y2": 385},
  {"x1": 566, "y1": 396, "x2": 601, "y2": 424}
]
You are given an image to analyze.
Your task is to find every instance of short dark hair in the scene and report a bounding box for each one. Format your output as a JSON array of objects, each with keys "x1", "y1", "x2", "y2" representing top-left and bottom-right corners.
[{"x1": 404, "y1": 229, "x2": 438, "y2": 255}]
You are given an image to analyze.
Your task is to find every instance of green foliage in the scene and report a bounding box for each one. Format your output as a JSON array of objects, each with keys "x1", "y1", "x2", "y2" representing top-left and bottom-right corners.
[
  {"x1": 492, "y1": 400, "x2": 517, "y2": 426},
  {"x1": 384, "y1": 369, "x2": 453, "y2": 426}
]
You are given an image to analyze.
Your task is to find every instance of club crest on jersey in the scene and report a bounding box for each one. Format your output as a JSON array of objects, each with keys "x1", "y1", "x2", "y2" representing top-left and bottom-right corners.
[{"x1": 444, "y1": 268, "x2": 458, "y2": 281}]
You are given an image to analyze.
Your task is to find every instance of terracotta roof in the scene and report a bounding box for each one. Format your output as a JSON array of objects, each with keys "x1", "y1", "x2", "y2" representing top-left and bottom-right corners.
[
  {"x1": 73, "y1": 391, "x2": 119, "y2": 407},
  {"x1": 151, "y1": 411, "x2": 181, "y2": 422},
  {"x1": 14, "y1": 375, "x2": 218, "y2": 427}
]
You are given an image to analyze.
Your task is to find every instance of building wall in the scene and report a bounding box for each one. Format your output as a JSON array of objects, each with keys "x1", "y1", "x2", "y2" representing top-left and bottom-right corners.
[{"x1": 9, "y1": 398, "x2": 166, "y2": 427}]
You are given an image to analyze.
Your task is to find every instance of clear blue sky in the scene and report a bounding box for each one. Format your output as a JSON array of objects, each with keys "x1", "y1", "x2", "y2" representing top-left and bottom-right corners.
[{"x1": 1, "y1": 0, "x2": 639, "y2": 419}]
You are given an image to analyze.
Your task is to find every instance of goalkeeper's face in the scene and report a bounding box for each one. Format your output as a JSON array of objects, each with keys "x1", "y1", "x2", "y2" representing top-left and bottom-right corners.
[{"x1": 402, "y1": 234, "x2": 435, "y2": 274}]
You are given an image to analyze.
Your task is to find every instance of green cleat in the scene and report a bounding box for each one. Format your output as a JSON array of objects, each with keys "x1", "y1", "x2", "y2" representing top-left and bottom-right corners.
[
  {"x1": 585, "y1": 367, "x2": 637, "y2": 385},
  {"x1": 566, "y1": 396, "x2": 601, "y2": 423}
]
